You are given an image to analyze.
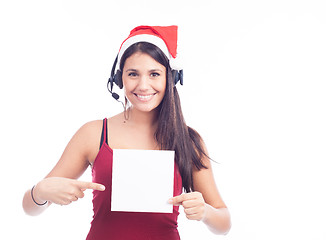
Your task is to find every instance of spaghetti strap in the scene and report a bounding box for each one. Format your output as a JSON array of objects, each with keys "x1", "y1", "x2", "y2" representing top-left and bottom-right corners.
[{"x1": 99, "y1": 118, "x2": 108, "y2": 149}]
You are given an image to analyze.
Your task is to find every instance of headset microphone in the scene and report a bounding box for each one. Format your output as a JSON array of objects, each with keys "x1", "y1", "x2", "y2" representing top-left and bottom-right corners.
[
  {"x1": 111, "y1": 92, "x2": 120, "y2": 100},
  {"x1": 107, "y1": 55, "x2": 123, "y2": 102},
  {"x1": 107, "y1": 77, "x2": 121, "y2": 101},
  {"x1": 107, "y1": 77, "x2": 126, "y2": 113},
  {"x1": 107, "y1": 79, "x2": 120, "y2": 100}
]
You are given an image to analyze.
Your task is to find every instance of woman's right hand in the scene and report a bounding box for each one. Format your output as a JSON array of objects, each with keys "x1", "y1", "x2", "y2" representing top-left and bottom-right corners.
[{"x1": 33, "y1": 177, "x2": 105, "y2": 205}]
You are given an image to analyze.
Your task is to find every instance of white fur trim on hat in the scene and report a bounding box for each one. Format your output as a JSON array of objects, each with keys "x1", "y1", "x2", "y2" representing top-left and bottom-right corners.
[{"x1": 116, "y1": 34, "x2": 181, "y2": 72}]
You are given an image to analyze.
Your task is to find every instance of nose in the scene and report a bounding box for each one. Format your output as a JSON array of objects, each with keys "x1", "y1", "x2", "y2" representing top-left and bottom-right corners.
[{"x1": 138, "y1": 75, "x2": 150, "y2": 91}]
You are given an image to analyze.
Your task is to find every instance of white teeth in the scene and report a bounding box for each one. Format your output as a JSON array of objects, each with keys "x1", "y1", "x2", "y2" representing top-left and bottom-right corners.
[{"x1": 136, "y1": 94, "x2": 154, "y2": 100}]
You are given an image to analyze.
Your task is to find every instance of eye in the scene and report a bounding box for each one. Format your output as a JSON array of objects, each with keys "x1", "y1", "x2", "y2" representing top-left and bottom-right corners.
[
  {"x1": 150, "y1": 72, "x2": 160, "y2": 77},
  {"x1": 128, "y1": 72, "x2": 138, "y2": 77}
]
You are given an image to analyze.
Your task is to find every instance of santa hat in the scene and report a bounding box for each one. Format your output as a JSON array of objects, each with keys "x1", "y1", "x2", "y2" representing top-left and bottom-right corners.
[{"x1": 116, "y1": 25, "x2": 182, "y2": 72}]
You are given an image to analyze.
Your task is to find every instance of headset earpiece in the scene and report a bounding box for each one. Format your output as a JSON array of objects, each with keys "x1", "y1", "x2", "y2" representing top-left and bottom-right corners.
[
  {"x1": 107, "y1": 55, "x2": 123, "y2": 101},
  {"x1": 179, "y1": 70, "x2": 183, "y2": 85},
  {"x1": 114, "y1": 70, "x2": 123, "y2": 89},
  {"x1": 108, "y1": 76, "x2": 114, "y2": 90},
  {"x1": 173, "y1": 70, "x2": 179, "y2": 85},
  {"x1": 173, "y1": 69, "x2": 184, "y2": 86}
]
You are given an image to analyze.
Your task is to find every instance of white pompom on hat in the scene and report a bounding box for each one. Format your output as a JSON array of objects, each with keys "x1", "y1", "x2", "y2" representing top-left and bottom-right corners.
[{"x1": 116, "y1": 25, "x2": 182, "y2": 72}]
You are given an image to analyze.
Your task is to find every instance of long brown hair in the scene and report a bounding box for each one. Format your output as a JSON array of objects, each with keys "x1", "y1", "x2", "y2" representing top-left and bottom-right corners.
[{"x1": 119, "y1": 42, "x2": 208, "y2": 192}]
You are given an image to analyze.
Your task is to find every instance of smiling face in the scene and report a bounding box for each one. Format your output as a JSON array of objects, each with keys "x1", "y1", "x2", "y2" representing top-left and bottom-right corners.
[{"x1": 122, "y1": 52, "x2": 167, "y2": 113}]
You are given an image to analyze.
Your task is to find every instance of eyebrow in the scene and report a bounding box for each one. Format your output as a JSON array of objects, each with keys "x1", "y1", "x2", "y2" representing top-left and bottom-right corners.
[
  {"x1": 125, "y1": 69, "x2": 163, "y2": 72},
  {"x1": 149, "y1": 69, "x2": 163, "y2": 72},
  {"x1": 125, "y1": 69, "x2": 138, "y2": 72}
]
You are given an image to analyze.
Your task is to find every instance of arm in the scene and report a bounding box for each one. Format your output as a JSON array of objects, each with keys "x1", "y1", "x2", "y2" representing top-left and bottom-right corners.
[
  {"x1": 22, "y1": 120, "x2": 105, "y2": 216},
  {"x1": 192, "y1": 158, "x2": 231, "y2": 234},
  {"x1": 169, "y1": 147, "x2": 231, "y2": 234}
]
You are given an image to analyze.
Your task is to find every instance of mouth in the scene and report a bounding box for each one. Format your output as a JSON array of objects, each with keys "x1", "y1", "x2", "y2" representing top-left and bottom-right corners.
[{"x1": 133, "y1": 93, "x2": 157, "y2": 102}]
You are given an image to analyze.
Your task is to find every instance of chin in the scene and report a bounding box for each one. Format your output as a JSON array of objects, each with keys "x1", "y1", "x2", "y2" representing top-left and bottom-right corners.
[{"x1": 133, "y1": 104, "x2": 159, "y2": 113}]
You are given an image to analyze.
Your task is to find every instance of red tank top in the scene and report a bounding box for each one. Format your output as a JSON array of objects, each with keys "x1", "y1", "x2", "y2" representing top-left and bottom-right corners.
[{"x1": 86, "y1": 118, "x2": 183, "y2": 240}]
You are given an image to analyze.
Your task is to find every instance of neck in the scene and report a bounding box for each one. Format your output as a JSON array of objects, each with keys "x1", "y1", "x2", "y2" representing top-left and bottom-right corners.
[{"x1": 126, "y1": 106, "x2": 159, "y2": 128}]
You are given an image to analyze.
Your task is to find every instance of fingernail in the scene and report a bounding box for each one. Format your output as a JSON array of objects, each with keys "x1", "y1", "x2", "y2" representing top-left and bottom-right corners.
[
  {"x1": 167, "y1": 198, "x2": 173, "y2": 204},
  {"x1": 100, "y1": 185, "x2": 105, "y2": 191}
]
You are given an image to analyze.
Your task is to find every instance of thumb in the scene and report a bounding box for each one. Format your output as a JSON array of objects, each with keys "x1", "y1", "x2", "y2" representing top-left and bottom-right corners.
[
  {"x1": 168, "y1": 194, "x2": 184, "y2": 206},
  {"x1": 76, "y1": 180, "x2": 105, "y2": 191}
]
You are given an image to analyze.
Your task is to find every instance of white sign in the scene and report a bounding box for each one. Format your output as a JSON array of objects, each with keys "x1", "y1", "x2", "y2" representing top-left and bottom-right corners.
[{"x1": 111, "y1": 149, "x2": 175, "y2": 213}]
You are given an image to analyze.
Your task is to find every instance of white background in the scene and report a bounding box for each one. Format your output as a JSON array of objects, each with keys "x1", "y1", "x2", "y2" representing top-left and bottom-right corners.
[{"x1": 1, "y1": 0, "x2": 325, "y2": 239}]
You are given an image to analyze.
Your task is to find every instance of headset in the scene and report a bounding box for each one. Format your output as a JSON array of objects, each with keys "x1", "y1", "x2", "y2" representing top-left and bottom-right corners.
[{"x1": 107, "y1": 55, "x2": 183, "y2": 102}]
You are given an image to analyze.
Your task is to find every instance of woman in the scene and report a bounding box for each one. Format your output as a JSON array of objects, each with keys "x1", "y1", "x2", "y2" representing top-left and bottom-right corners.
[{"x1": 22, "y1": 25, "x2": 231, "y2": 239}]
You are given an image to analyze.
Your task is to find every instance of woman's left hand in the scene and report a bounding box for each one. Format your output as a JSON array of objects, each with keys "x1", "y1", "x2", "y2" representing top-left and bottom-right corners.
[{"x1": 168, "y1": 192, "x2": 207, "y2": 221}]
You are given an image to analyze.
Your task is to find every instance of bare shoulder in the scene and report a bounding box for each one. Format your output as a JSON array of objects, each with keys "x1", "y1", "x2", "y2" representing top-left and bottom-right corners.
[
  {"x1": 77, "y1": 120, "x2": 105, "y2": 163},
  {"x1": 78, "y1": 119, "x2": 103, "y2": 136},
  {"x1": 73, "y1": 120, "x2": 103, "y2": 150}
]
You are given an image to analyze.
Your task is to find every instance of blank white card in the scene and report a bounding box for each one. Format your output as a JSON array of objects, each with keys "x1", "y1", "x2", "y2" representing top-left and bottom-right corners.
[{"x1": 111, "y1": 149, "x2": 175, "y2": 213}]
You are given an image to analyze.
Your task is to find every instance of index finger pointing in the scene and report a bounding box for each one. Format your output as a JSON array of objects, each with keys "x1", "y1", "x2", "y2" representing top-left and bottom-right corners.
[{"x1": 77, "y1": 181, "x2": 105, "y2": 191}]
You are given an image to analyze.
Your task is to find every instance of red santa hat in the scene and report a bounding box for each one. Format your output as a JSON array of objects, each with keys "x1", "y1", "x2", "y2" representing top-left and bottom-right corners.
[{"x1": 116, "y1": 25, "x2": 182, "y2": 72}]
